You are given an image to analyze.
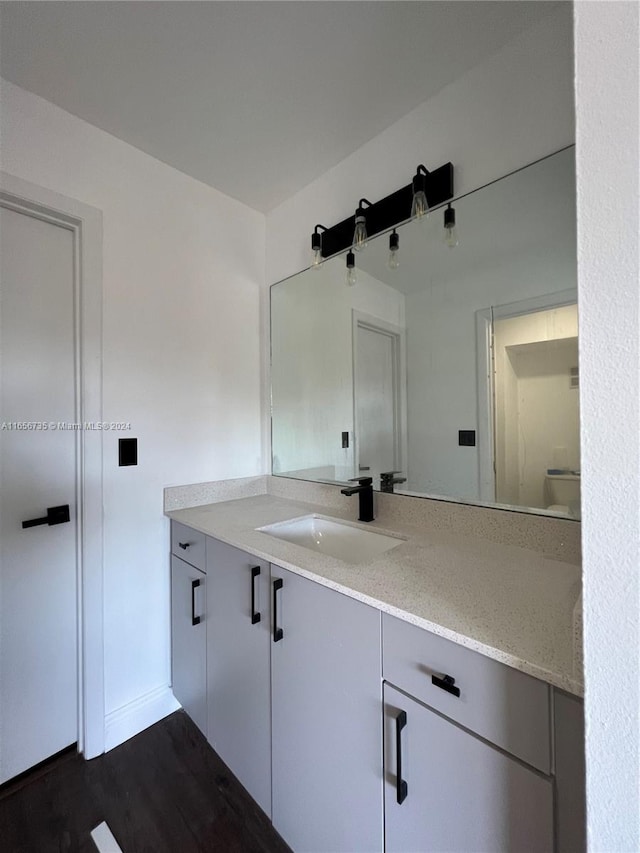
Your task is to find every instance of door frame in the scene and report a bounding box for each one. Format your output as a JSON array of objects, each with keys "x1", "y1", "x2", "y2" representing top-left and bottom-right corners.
[
  {"x1": 1, "y1": 172, "x2": 104, "y2": 759},
  {"x1": 352, "y1": 310, "x2": 408, "y2": 483},
  {"x1": 475, "y1": 288, "x2": 578, "y2": 503}
]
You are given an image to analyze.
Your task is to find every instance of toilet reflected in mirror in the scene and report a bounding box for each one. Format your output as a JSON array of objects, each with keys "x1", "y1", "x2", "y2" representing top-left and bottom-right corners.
[{"x1": 544, "y1": 473, "x2": 581, "y2": 518}]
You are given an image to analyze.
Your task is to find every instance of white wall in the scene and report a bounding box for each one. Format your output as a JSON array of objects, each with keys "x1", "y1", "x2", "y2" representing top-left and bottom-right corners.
[
  {"x1": 0, "y1": 80, "x2": 266, "y2": 727},
  {"x1": 266, "y1": 4, "x2": 574, "y2": 285},
  {"x1": 574, "y1": 3, "x2": 640, "y2": 850}
]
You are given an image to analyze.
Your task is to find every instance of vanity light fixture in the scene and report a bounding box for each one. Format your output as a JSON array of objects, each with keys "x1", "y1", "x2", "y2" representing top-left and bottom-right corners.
[
  {"x1": 346, "y1": 250, "x2": 357, "y2": 287},
  {"x1": 311, "y1": 224, "x2": 327, "y2": 269},
  {"x1": 353, "y1": 199, "x2": 372, "y2": 251},
  {"x1": 307, "y1": 161, "x2": 454, "y2": 261},
  {"x1": 411, "y1": 165, "x2": 429, "y2": 219},
  {"x1": 444, "y1": 203, "x2": 459, "y2": 248},
  {"x1": 388, "y1": 229, "x2": 400, "y2": 270}
]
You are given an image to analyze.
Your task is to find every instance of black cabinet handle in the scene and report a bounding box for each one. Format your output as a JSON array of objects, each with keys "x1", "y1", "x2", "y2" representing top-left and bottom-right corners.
[
  {"x1": 191, "y1": 578, "x2": 201, "y2": 626},
  {"x1": 251, "y1": 566, "x2": 261, "y2": 624},
  {"x1": 22, "y1": 504, "x2": 70, "y2": 529},
  {"x1": 273, "y1": 578, "x2": 283, "y2": 642},
  {"x1": 432, "y1": 673, "x2": 460, "y2": 697},
  {"x1": 178, "y1": 541, "x2": 190, "y2": 550},
  {"x1": 396, "y1": 709, "x2": 408, "y2": 805}
]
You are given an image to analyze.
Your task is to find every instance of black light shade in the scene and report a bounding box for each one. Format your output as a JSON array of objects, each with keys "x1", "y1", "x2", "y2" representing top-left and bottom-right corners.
[
  {"x1": 311, "y1": 224, "x2": 327, "y2": 252},
  {"x1": 345, "y1": 249, "x2": 357, "y2": 286},
  {"x1": 355, "y1": 198, "x2": 372, "y2": 219},
  {"x1": 443, "y1": 203, "x2": 459, "y2": 248},
  {"x1": 412, "y1": 164, "x2": 429, "y2": 196},
  {"x1": 310, "y1": 224, "x2": 327, "y2": 268},
  {"x1": 412, "y1": 172, "x2": 426, "y2": 195},
  {"x1": 444, "y1": 204, "x2": 456, "y2": 228}
]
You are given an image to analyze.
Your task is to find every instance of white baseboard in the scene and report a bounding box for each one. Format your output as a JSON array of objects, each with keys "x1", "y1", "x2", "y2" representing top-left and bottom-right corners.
[{"x1": 104, "y1": 685, "x2": 180, "y2": 752}]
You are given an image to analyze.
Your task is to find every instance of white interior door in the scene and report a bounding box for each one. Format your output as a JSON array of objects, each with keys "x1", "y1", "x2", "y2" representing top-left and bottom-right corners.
[
  {"x1": 0, "y1": 204, "x2": 78, "y2": 783},
  {"x1": 355, "y1": 323, "x2": 399, "y2": 484}
]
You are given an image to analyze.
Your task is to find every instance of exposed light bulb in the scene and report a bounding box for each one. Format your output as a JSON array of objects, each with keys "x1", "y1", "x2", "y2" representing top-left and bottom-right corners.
[
  {"x1": 444, "y1": 225, "x2": 459, "y2": 249},
  {"x1": 353, "y1": 214, "x2": 368, "y2": 251},
  {"x1": 443, "y1": 204, "x2": 459, "y2": 249},
  {"x1": 311, "y1": 247, "x2": 323, "y2": 268},
  {"x1": 352, "y1": 199, "x2": 371, "y2": 252},
  {"x1": 411, "y1": 190, "x2": 428, "y2": 219},
  {"x1": 388, "y1": 230, "x2": 400, "y2": 270},
  {"x1": 412, "y1": 166, "x2": 429, "y2": 220},
  {"x1": 346, "y1": 250, "x2": 357, "y2": 287}
]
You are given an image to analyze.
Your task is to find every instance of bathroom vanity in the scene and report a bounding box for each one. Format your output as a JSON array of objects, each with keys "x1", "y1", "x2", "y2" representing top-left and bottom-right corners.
[
  {"x1": 166, "y1": 137, "x2": 585, "y2": 853},
  {"x1": 167, "y1": 488, "x2": 584, "y2": 853}
]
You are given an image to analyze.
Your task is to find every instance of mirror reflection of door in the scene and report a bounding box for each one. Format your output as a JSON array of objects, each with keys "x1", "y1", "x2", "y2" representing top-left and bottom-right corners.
[
  {"x1": 492, "y1": 303, "x2": 580, "y2": 517},
  {"x1": 354, "y1": 318, "x2": 403, "y2": 487}
]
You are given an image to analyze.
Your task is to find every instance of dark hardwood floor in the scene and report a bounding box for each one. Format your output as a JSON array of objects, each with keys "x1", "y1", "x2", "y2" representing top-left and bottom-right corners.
[{"x1": 0, "y1": 711, "x2": 292, "y2": 853}]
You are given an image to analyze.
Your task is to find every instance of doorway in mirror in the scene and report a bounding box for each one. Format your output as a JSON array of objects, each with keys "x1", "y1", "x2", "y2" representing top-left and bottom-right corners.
[
  {"x1": 353, "y1": 312, "x2": 407, "y2": 489},
  {"x1": 487, "y1": 300, "x2": 580, "y2": 517}
]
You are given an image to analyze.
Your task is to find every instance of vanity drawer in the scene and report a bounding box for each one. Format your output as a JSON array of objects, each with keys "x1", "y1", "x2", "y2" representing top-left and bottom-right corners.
[
  {"x1": 171, "y1": 521, "x2": 206, "y2": 571},
  {"x1": 382, "y1": 613, "x2": 551, "y2": 774}
]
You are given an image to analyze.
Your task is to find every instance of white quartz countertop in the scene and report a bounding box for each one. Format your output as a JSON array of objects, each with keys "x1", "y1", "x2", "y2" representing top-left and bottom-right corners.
[{"x1": 167, "y1": 494, "x2": 582, "y2": 696}]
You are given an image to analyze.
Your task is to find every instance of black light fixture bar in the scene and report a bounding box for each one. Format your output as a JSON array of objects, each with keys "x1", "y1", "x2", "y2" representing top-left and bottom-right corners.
[{"x1": 320, "y1": 162, "x2": 454, "y2": 259}]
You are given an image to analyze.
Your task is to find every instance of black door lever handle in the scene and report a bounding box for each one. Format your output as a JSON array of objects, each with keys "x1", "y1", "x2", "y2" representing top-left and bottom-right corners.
[{"x1": 22, "y1": 504, "x2": 70, "y2": 529}]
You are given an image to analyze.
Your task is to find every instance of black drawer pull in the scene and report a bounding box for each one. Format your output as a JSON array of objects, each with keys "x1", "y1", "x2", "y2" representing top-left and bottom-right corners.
[
  {"x1": 251, "y1": 566, "x2": 261, "y2": 624},
  {"x1": 396, "y1": 709, "x2": 408, "y2": 804},
  {"x1": 178, "y1": 541, "x2": 190, "y2": 550},
  {"x1": 191, "y1": 578, "x2": 201, "y2": 626},
  {"x1": 273, "y1": 578, "x2": 283, "y2": 642},
  {"x1": 432, "y1": 673, "x2": 460, "y2": 697}
]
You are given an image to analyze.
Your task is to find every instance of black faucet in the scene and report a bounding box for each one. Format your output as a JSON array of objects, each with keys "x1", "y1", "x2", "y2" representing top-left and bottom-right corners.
[
  {"x1": 380, "y1": 471, "x2": 407, "y2": 494},
  {"x1": 340, "y1": 476, "x2": 374, "y2": 522}
]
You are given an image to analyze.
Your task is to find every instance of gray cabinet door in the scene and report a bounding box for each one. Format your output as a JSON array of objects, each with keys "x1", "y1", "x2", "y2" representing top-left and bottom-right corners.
[
  {"x1": 271, "y1": 565, "x2": 383, "y2": 853},
  {"x1": 384, "y1": 684, "x2": 554, "y2": 853},
  {"x1": 554, "y1": 690, "x2": 586, "y2": 853},
  {"x1": 171, "y1": 555, "x2": 207, "y2": 735},
  {"x1": 207, "y1": 538, "x2": 271, "y2": 817}
]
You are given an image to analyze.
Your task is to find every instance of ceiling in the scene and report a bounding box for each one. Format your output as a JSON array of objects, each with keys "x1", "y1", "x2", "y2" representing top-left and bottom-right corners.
[{"x1": 0, "y1": 2, "x2": 558, "y2": 212}]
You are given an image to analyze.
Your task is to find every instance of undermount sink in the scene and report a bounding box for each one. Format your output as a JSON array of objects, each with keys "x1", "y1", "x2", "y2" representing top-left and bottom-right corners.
[{"x1": 257, "y1": 514, "x2": 406, "y2": 564}]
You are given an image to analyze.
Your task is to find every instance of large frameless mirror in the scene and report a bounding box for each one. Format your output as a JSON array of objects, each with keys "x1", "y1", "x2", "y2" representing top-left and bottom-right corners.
[{"x1": 270, "y1": 147, "x2": 579, "y2": 519}]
